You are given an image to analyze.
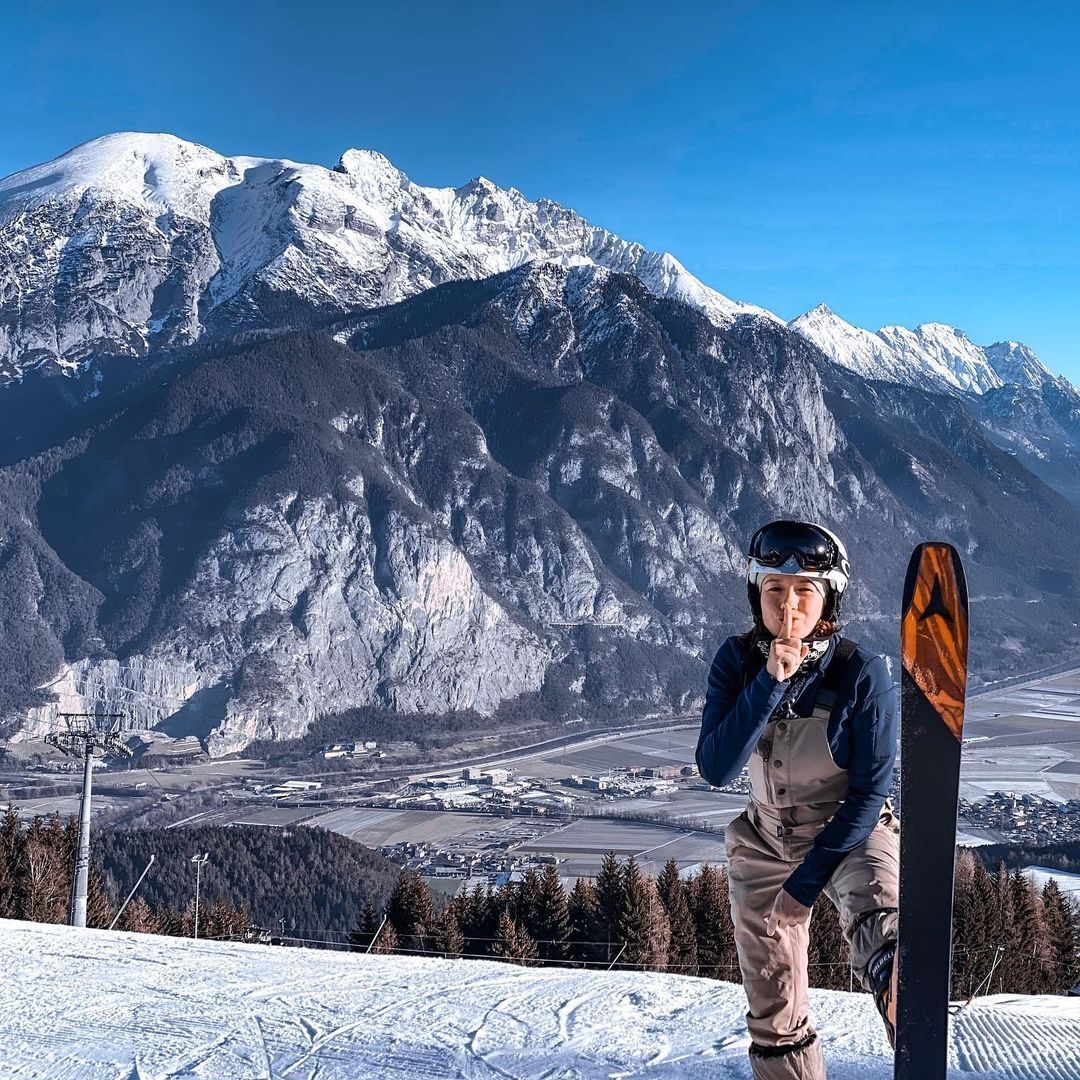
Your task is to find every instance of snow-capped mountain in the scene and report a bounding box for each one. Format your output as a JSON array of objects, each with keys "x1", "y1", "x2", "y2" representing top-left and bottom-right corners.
[
  {"x1": 789, "y1": 306, "x2": 1080, "y2": 504},
  {"x1": 2, "y1": 919, "x2": 1076, "y2": 1079},
  {"x1": 0, "y1": 132, "x2": 776, "y2": 381},
  {"x1": 789, "y1": 304, "x2": 1007, "y2": 396},
  {"x1": 2, "y1": 131, "x2": 1071, "y2": 410},
  {"x1": 787, "y1": 304, "x2": 938, "y2": 389},
  {"x1": 876, "y1": 321, "x2": 1005, "y2": 395},
  {"x1": 983, "y1": 340, "x2": 1059, "y2": 390}
]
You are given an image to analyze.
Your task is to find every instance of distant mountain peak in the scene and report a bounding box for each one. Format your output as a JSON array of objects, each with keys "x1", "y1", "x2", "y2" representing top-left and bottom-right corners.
[
  {"x1": 790, "y1": 307, "x2": 1066, "y2": 397},
  {"x1": 0, "y1": 130, "x2": 231, "y2": 208},
  {"x1": 335, "y1": 147, "x2": 399, "y2": 176},
  {"x1": 788, "y1": 304, "x2": 925, "y2": 388},
  {"x1": 334, "y1": 148, "x2": 408, "y2": 202},
  {"x1": 984, "y1": 340, "x2": 1056, "y2": 390},
  {"x1": 916, "y1": 321, "x2": 972, "y2": 340}
]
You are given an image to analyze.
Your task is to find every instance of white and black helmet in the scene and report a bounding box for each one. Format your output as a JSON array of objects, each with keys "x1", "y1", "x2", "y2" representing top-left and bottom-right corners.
[{"x1": 745, "y1": 519, "x2": 851, "y2": 632}]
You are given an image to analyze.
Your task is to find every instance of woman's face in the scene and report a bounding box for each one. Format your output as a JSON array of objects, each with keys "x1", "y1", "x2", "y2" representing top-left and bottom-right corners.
[{"x1": 760, "y1": 573, "x2": 826, "y2": 639}]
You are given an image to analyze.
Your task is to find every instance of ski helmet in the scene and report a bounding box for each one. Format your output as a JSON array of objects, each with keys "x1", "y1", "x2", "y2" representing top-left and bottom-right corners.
[{"x1": 745, "y1": 519, "x2": 850, "y2": 633}]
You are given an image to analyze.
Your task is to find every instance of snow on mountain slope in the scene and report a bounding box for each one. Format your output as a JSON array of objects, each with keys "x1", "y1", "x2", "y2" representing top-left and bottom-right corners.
[
  {"x1": 984, "y1": 341, "x2": 1058, "y2": 391},
  {"x1": 0, "y1": 132, "x2": 776, "y2": 380},
  {"x1": 787, "y1": 306, "x2": 1067, "y2": 398},
  {"x1": 787, "y1": 304, "x2": 941, "y2": 389},
  {"x1": 2, "y1": 918, "x2": 1078, "y2": 1079},
  {"x1": 876, "y1": 322, "x2": 1004, "y2": 395}
]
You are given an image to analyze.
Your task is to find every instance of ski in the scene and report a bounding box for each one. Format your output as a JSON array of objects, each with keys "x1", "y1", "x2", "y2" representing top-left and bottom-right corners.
[{"x1": 895, "y1": 542, "x2": 969, "y2": 1080}]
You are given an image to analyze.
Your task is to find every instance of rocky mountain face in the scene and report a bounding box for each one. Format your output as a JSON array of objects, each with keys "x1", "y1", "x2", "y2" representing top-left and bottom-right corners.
[
  {"x1": 973, "y1": 379, "x2": 1080, "y2": 505},
  {"x1": 1, "y1": 133, "x2": 1079, "y2": 754},
  {"x1": 2, "y1": 262, "x2": 1079, "y2": 753}
]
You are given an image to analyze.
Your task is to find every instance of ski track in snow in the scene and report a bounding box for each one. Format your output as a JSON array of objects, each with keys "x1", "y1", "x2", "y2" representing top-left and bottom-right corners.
[{"x1": 1, "y1": 919, "x2": 1078, "y2": 1079}]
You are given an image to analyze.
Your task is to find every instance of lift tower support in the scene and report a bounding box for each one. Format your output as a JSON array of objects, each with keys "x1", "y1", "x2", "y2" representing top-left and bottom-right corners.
[{"x1": 45, "y1": 712, "x2": 128, "y2": 927}]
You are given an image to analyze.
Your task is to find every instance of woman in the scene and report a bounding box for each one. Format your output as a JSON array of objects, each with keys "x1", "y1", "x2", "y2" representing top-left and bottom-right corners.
[{"x1": 696, "y1": 519, "x2": 899, "y2": 1080}]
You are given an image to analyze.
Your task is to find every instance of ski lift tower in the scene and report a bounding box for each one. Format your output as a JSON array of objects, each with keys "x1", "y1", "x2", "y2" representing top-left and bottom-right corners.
[{"x1": 44, "y1": 712, "x2": 129, "y2": 928}]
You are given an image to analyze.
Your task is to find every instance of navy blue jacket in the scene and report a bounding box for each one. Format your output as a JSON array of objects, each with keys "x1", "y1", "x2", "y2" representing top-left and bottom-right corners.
[{"x1": 696, "y1": 634, "x2": 898, "y2": 907}]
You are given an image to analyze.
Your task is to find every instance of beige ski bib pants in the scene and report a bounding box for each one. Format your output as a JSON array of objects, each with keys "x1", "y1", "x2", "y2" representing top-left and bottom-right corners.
[{"x1": 724, "y1": 686, "x2": 899, "y2": 1079}]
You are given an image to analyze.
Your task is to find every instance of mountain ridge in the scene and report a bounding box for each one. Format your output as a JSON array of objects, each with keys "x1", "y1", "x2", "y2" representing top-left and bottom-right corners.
[{"x1": 0, "y1": 131, "x2": 776, "y2": 384}]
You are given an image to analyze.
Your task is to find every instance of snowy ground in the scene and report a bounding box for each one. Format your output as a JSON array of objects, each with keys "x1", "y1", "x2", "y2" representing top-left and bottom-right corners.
[
  {"x1": 1, "y1": 919, "x2": 1078, "y2": 1080},
  {"x1": 1023, "y1": 865, "x2": 1080, "y2": 896}
]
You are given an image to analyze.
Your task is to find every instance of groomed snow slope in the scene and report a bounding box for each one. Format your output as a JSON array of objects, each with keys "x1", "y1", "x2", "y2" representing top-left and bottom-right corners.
[
  {"x1": 1023, "y1": 865, "x2": 1080, "y2": 896},
  {"x1": 2, "y1": 920, "x2": 1078, "y2": 1079}
]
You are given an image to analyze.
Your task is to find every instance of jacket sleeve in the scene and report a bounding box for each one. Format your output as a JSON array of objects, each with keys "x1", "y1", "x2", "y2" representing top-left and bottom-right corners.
[
  {"x1": 696, "y1": 637, "x2": 788, "y2": 787},
  {"x1": 781, "y1": 654, "x2": 898, "y2": 907}
]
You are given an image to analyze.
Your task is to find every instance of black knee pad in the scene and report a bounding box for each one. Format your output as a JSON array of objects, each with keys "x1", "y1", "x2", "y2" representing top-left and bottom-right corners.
[{"x1": 749, "y1": 1029, "x2": 818, "y2": 1059}]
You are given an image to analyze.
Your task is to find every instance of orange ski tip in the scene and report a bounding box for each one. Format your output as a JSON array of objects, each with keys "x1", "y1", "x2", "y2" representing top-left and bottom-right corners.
[{"x1": 901, "y1": 544, "x2": 968, "y2": 741}]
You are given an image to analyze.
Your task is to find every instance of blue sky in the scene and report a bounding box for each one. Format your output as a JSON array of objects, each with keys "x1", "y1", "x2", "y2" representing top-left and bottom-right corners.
[{"x1": 3, "y1": 1, "x2": 1077, "y2": 378}]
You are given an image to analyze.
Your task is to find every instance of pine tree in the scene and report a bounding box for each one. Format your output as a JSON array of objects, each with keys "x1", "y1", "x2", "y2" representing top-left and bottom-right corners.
[
  {"x1": 520, "y1": 865, "x2": 570, "y2": 962},
  {"x1": 951, "y1": 849, "x2": 978, "y2": 997},
  {"x1": 348, "y1": 899, "x2": 379, "y2": 951},
  {"x1": 200, "y1": 897, "x2": 248, "y2": 941},
  {"x1": 713, "y1": 868, "x2": 738, "y2": 978},
  {"x1": 616, "y1": 855, "x2": 651, "y2": 968},
  {"x1": 955, "y1": 856, "x2": 996, "y2": 998},
  {"x1": 437, "y1": 905, "x2": 466, "y2": 958},
  {"x1": 688, "y1": 865, "x2": 731, "y2": 980},
  {"x1": 1041, "y1": 879, "x2": 1080, "y2": 993},
  {"x1": 567, "y1": 877, "x2": 600, "y2": 966},
  {"x1": 593, "y1": 852, "x2": 624, "y2": 967},
  {"x1": 362, "y1": 897, "x2": 377, "y2": 931},
  {"x1": 0, "y1": 803, "x2": 20, "y2": 919},
  {"x1": 116, "y1": 896, "x2": 162, "y2": 934},
  {"x1": 498, "y1": 879, "x2": 524, "y2": 923},
  {"x1": 656, "y1": 858, "x2": 697, "y2": 977},
  {"x1": 372, "y1": 919, "x2": 399, "y2": 954},
  {"x1": 155, "y1": 902, "x2": 187, "y2": 938},
  {"x1": 616, "y1": 855, "x2": 669, "y2": 971},
  {"x1": 459, "y1": 883, "x2": 499, "y2": 957},
  {"x1": 385, "y1": 871, "x2": 436, "y2": 956},
  {"x1": 954, "y1": 847, "x2": 978, "y2": 892},
  {"x1": 0, "y1": 833, "x2": 14, "y2": 920},
  {"x1": 642, "y1": 875, "x2": 671, "y2": 972},
  {"x1": 517, "y1": 870, "x2": 543, "y2": 935},
  {"x1": 992, "y1": 862, "x2": 1017, "y2": 992},
  {"x1": 493, "y1": 910, "x2": 538, "y2": 966},
  {"x1": 86, "y1": 861, "x2": 115, "y2": 930},
  {"x1": 1010, "y1": 867, "x2": 1047, "y2": 993}
]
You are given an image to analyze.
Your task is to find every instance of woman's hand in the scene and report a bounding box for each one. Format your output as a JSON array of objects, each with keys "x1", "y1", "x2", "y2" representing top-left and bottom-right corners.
[
  {"x1": 766, "y1": 605, "x2": 809, "y2": 682},
  {"x1": 764, "y1": 885, "x2": 812, "y2": 937}
]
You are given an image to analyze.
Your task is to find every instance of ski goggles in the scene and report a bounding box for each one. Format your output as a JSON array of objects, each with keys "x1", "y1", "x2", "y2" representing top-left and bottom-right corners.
[{"x1": 747, "y1": 521, "x2": 840, "y2": 573}]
